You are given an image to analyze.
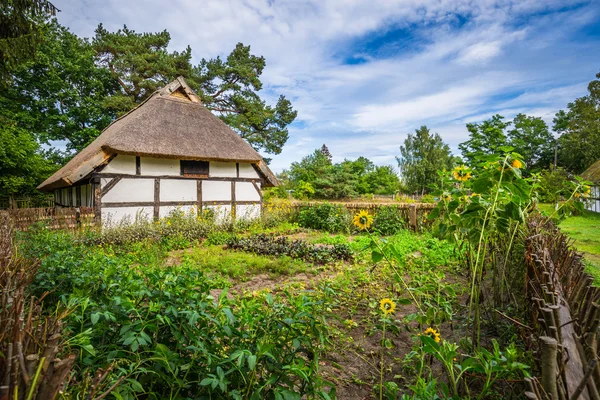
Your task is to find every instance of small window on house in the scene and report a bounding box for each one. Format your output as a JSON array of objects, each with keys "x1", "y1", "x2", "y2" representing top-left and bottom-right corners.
[{"x1": 181, "y1": 160, "x2": 209, "y2": 177}]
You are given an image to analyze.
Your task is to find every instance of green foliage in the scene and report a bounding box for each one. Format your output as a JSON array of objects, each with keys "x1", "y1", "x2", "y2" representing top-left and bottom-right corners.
[
  {"x1": 508, "y1": 114, "x2": 555, "y2": 172},
  {"x1": 0, "y1": 1, "x2": 58, "y2": 81},
  {"x1": 288, "y1": 149, "x2": 399, "y2": 199},
  {"x1": 21, "y1": 230, "x2": 334, "y2": 399},
  {"x1": 535, "y1": 167, "x2": 572, "y2": 202},
  {"x1": 93, "y1": 24, "x2": 192, "y2": 114},
  {"x1": 193, "y1": 43, "x2": 297, "y2": 155},
  {"x1": 297, "y1": 203, "x2": 350, "y2": 232},
  {"x1": 372, "y1": 206, "x2": 405, "y2": 236},
  {"x1": 555, "y1": 71, "x2": 600, "y2": 173},
  {"x1": 227, "y1": 233, "x2": 353, "y2": 264},
  {"x1": 9, "y1": 21, "x2": 117, "y2": 157},
  {"x1": 459, "y1": 115, "x2": 510, "y2": 166},
  {"x1": 397, "y1": 126, "x2": 454, "y2": 194}
]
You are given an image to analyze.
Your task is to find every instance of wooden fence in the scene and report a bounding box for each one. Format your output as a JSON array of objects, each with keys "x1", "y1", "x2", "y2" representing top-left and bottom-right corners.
[
  {"x1": 291, "y1": 201, "x2": 437, "y2": 231},
  {"x1": 524, "y1": 216, "x2": 599, "y2": 399},
  {"x1": 5, "y1": 208, "x2": 95, "y2": 231}
]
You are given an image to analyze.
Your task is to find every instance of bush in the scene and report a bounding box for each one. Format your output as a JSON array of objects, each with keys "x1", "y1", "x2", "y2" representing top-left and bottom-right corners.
[
  {"x1": 262, "y1": 198, "x2": 295, "y2": 228},
  {"x1": 536, "y1": 167, "x2": 572, "y2": 203},
  {"x1": 421, "y1": 194, "x2": 435, "y2": 203},
  {"x1": 372, "y1": 206, "x2": 405, "y2": 235},
  {"x1": 227, "y1": 233, "x2": 353, "y2": 264},
  {"x1": 297, "y1": 203, "x2": 350, "y2": 233}
]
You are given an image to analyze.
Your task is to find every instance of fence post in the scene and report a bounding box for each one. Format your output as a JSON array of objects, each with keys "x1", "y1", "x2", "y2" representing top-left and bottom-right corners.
[
  {"x1": 540, "y1": 336, "x2": 559, "y2": 400},
  {"x1": 409, "y1": 204, "x2": 417, "y2": 231}
]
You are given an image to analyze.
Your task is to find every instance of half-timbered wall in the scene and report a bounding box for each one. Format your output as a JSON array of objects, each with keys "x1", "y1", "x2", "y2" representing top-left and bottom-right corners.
[{"x1": 93, "y1": 154, "x2": 263, "y2": 225}]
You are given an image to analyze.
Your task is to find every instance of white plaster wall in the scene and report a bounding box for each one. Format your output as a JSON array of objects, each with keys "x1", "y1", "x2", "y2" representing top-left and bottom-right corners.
[
  {"x1": 141, "y1": 157, "x2": 180, "y2": 176},
  {"x1": 238, "y1": 163, "x2": 259, "y2": 178},
  {"x1": 205, "y1": 204, "x2": 232, "y2": 222},
  {"x1": 101, "y1": 154, "x2": 136, "y2": 175},
  {"x1": 209, "y1": 161, "x2": 237, "y2": 177},
  {"x1": 160, "y1": 179, "x2": 197, "y2": 202},
  {"x1": 159, "y1": 205, "x2": 196, "y2": 219},
  {"x1": 236, "y1": 204, "x2": 261, "y2": 220},
  {"x1": 102, "y1": 207, "x2": 152, "y2": 226},
  {"x1": 235, "y1": 182, "x2": 261, "y2": 201},
  {"x1": 202, "y1": 181, "x2": 232, "y2": 201},
  {"x1": 102, "y1": 178, "x2": 154, "y2": 203}
]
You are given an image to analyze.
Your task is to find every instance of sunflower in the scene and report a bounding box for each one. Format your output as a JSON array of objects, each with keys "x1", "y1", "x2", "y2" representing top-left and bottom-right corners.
[
  {"x1": 353, "y1": 210, "x2": 373, "y2": 230},
  {"x1": 452, "y1": 165, "x2": 472, "y2": 181},
  {"x1": 511, "y1": 159, "x2": 524, "y2": 169},
  {"x1": 583, "y1": 185, "x2": 591, "y2": 198},
  {"x1": 424, "y1": 327, "x2": 441, "y2": 343},
  {"x1": 379, "y1": 298, "x2": 396, "y2": 315}
]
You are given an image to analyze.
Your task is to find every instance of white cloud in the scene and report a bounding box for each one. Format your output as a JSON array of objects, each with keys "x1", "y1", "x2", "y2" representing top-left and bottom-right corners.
[{"x1": 52, "y1": 0, "x2": 600, "y2": 173}]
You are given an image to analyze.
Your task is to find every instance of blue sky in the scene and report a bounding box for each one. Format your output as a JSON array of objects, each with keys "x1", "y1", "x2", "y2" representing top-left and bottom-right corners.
[{"x1": 54, "y1": 0, "x2": 600, "y2": 173}]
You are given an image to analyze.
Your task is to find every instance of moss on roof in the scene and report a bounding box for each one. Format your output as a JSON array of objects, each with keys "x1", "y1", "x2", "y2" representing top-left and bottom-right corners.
[{"x1": 582, "y1": 159, "x2": 600, "y2": 185}]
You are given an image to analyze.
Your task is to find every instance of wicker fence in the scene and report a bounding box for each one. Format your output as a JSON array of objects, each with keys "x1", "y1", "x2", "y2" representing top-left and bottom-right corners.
[
  {"x1": 5, "y1": 207, "x2": 95, "y2": 231},
  {"x1": 524, "y1": 216, "x2": 599, "y2": 399},
  {"x1": 291, "y1": 201, "x2": 437, "y2": 231}
]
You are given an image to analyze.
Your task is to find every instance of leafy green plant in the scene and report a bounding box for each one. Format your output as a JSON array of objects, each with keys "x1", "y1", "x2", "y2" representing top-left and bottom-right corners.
[
  {"x1": 297, "y1": 203, "x2": 350, "y2": 233},
  {"x1": 372, "y1": 206, "x2": 405, "y2": 236},
  {"x1": 227, "y1": 233, "x2": 353, "y2": 264}
]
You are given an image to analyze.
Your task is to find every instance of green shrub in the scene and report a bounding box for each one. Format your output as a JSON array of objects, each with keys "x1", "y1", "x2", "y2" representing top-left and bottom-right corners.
[
  {"x1": 421, "y1": 194, "x2": 435, "y2": 203},
  {"x1": 297, "y1": 203, "x2": 350, "y2": 233},
  {"x1": 536, "y1": 167, "x2": 572, "y2": 203},
  {"x1": 373, "y1": 206, "x2": 405, "y2": 235}
]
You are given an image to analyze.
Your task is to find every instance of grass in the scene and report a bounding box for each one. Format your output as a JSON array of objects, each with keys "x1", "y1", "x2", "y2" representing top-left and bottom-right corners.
[
  {"x1": 179, "y1": 243, "x2": 311, "y2": 281},
  {"x1": 538, "y1": 203, "x2": 600, "y2": 283}
]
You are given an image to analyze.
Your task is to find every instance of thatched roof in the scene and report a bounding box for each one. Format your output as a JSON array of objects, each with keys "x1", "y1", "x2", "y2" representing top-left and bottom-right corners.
[
  {"x1": 582, "y1": 159, "x2": 600, "y2": 185},
  {"x1": 38, "y1": 77, "x2": 278, "y2": 191}
]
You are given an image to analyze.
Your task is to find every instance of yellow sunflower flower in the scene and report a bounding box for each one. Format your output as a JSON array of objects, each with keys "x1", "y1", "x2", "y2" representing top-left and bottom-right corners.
[
  {"x1": 424, "y1": 327, "x2": 441, "y2": 343},
  {"x1": 583, "y1": 185, "x2": 591, "y2": 198},
  {"x1": 380, "y1": 298, "x2": 396, "y2": 315},
  {"x1": 353, "y1": 210, "x2": 373, "y2": 230},
  {"x1": 452, "y1": 165, "x2": 472, "y2": 181},
  {"x1": 511, "y1": 159, "x2": 524, "y2": 169}
]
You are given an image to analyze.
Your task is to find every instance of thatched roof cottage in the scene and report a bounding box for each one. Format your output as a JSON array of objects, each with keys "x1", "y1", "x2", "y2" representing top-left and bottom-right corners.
[
  {"x1": 581, "y1": 159, "x2": 600, "y2": 213},
  {"x1": 38, "y1": 77, "x2": 277, "y2": 224}
]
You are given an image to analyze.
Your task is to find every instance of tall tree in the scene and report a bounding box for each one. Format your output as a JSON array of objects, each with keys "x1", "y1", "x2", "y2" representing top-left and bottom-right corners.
[
  {"x1": 93, "y1": 26, "x2": 297, "y2": 155},
  {"x1": 508, "y1": 113, "x2": 555, "y2": 172},
  {"x1": 459, "y1": 114, "x2": 510, "y2": 166},
  {"x1": 10, "y1": 21, "x2": 117, "y2": 157},
  {"x1": 191, "y1": 43, "x2": 297, "y2": 155},
  {"x1": 320, "y1": 144, "x2": 332, "y2": 161},
  {"x1": 397, "y1": 126, "x2": 454, "y2": 194},
  {"x1": 93, "y1": 24, "x2": 192, "y2": 114},
  {"x1": 554, "y1": 71, "x2": 600, "y2": 173},
  {"x1": 0, "y1": 0, "x2": 58, "y2": 81}
]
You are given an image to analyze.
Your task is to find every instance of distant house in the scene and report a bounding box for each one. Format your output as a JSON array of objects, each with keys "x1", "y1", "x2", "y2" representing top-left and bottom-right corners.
[
  {"x1": 37, "y1": 77, "x2": 277, "y2": 225},
  {"x1": 581, "y1": 159, "x2": 600, "y2": 213}
]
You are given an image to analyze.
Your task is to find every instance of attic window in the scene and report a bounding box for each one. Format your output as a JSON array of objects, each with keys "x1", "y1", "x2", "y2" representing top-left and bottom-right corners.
[{"x1": 181, "y1": 160, "x2": 209, "y2": 177}]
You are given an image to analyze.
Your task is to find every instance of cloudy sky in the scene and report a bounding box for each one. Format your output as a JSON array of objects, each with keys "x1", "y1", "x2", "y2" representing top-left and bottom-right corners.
[{"x1": 54, "y1": 0, "x2": 600, "y2": 172}]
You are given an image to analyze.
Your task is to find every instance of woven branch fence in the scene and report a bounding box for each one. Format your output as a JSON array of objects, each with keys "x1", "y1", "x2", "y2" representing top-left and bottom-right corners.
[
  {"x1": 524, "y1": 216, "x2": 599, "y2": 399},
  {"x1": 6, "y1": 208, "x2": 95, "y2": 231},
  {"x1": 291, "y1": 202, "x2": 437, "y2": 231}
]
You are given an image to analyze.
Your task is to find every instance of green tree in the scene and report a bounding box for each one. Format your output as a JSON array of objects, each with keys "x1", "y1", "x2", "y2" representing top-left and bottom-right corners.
[
  {"x1": 397, "y1": 126, "x2": 454, "y2": 194},
  {"x1": 0, "y1": 0, "x2": 58, "y2": 81},
  {"x1": 555, "y1": 71, "x2": 600, "y2": 173},
  {"x1": 508, "y1": 113, "x2": 555, "y2": 172},
  {"x1": 10, "y1": 21, "x2": 117, "y2": 157},
  {"x1": 93, "y1": 26, "x2": 297, "y2": 155},
  {"x1": 459, "y1": 114, "x2": 510, "y2": 166},
  {"x1": 93, "y1": 24, "x2": 191, "y2": 114},
  {"x1": 362, "y1": 166, "x2": 400, "y2": 195},
  {"x1": 191, "y1": 43, "x2": 297, "y2": 155}
]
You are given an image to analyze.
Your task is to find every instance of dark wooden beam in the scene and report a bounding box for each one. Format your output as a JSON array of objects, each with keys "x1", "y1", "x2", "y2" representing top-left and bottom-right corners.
[
  {"x1": 231, "y1": 181, "x2": 236, "y2": 220},
  {"x1": 154, "y1": 179, "x2": 160, "y2": 221},
  {"x1": 93, "y1": 178, "x2": 101, "y2": 222},
  {"x1": 197, "y1": 180, "x2": 203, "y2": 213},
  {"x1": 136, "y1": 156, "x2": 141, "y2": 175},
  {"x1": 93, "y1": 173, "x2": 263, "y2": 183},
  {"x1": 236, "y1": 162, "x2": 240, "y2": 178},
  {"x1": 251, "y1": 180, "x2": 263, "y2": 201},
  {"x1": 102, "y1": 201, "x2": 199, "y2": 208},
  {"x1": 100, "y1": 177, "x2": 122, "y2": 198}
]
